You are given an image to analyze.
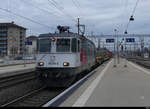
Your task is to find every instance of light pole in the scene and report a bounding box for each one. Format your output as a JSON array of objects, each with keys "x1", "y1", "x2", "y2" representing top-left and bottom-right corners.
[
  {"x1": 113, "y1": 29, "x2": 117, "y2": 67},
  {"x1": 23, "y1": 45, "x2": 26, "y2": 67},
  {"x1": 134, "y1": 42, "x2": 136, "y2": 57},
  {"x1": 116, "y1": 31, "x2": 120, "y2": 64},
  {"x1": 124, "y1": 35, "x2": 127, "y2": 67},
  {"x1": 115, "y1": 29, "x2": 120, "y2": 64}
]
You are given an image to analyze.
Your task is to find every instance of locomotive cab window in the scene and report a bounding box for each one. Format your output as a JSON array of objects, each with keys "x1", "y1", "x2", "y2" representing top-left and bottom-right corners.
[
  {"x1": 39, "y1": 39, "x2": 51, "y2": 52},
  {"x1": 72, "y1": 38, "x2": 77, "y2": 52},
  {"x1": 57, "y1": 39, "x2": 70, "y2": 52}
]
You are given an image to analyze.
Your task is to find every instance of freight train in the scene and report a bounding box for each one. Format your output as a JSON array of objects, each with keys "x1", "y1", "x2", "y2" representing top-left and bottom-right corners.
[
  {"x1": 96, "y1": 48, "x2": 112, "y2": 65},
  {"x1": 36, "y1": 26, "x2": 111, "y2": 87}
]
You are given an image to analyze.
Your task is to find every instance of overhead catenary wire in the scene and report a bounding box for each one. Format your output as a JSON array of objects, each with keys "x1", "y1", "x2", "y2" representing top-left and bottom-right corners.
[
  {"x1": 75, "y1": 0, "x2": 82, "y2": 9},
  {"x1": 47, "y1": 0, "x2": 77, "y2": 22},
  {"x1": 51, "y1": 0, "x2": 64, "y2": 10},
  {"x1": 131, "y1": 0, "x2": 140, "y2": 16},
  {"x1": 72, "y1": 0, "x2": 82, "y2": 16},
  {"x1": 21, "y1": 0, "x2": 61, "y2": 18},
  {"x1": 48, "y1": 0, "x2": 64, "y2": 17},
  {"x1": 71, "y1": 0, "x2": 85, "y2": 20},
  {"x1": 0, "y1": 7, "x2": 54, "y2": 29},
  {"x1": 72, "y1": 0, "x2": 80, "y2": 11},
  {"x1": 49, "y1": 0, "x2": 77, "y2": 22},
  {"x1": 124, "y1": 0, "x2": 140, "y2": 34}
]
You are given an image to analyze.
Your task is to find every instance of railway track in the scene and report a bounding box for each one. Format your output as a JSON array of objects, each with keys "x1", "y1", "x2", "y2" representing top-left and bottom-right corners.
[
  {"x1": 1, "y1": 87, "x2": 64, "y2": 107},
  {"x1": 0, "y1": 72, "x2": 36, "y2": 89},
  {"x1": 127, "y1": 56, "x2": 150, "y2": 61},
  {"x1": 0, "y1": 59, "x2": 110, "y2": 107},
  {"x1": 127, "y1": 57, "x2": 150, "y2": 69},
  {"x1": 1, "y1": 72, "x2": 85, "y2": 107},
  {"x1": 134, "y1": 60, "x2": 150, "y2": 69}
]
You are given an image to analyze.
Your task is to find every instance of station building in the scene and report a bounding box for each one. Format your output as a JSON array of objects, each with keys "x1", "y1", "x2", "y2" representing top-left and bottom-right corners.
[{"x1": 26, "y1": 35, "x2": 37, "y2": 56}]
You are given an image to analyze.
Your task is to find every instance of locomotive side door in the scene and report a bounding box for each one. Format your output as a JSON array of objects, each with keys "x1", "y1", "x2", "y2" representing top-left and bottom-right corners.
[{"x1": 77, "y1": 39, "x2": 81, "y2": 66}]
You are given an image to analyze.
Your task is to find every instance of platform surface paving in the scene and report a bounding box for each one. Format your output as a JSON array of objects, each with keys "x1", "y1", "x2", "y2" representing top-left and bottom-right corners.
[
  {"x1": 0, "y1": 64, "x2": 36, "y2": 78},
  {"x1": 60, "y1": 59, "x2": 150, "y2": 107}
]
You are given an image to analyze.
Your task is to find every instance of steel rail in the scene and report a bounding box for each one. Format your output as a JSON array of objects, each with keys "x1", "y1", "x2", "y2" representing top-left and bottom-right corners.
[{"x1": 1, "y1": 87, "x2": 45, "y2": 107}]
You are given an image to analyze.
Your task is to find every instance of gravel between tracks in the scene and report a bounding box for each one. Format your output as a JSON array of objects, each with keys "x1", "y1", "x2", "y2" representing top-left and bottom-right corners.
[{"x1": 0, "y1": 78, "x2": 42, "y2": 105}]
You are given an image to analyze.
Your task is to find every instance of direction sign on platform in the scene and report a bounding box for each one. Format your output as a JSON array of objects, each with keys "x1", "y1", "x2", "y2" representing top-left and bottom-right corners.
[
  {"x1": 126, "y1": 38, "x2": 135, "y2": 43},
  {"x1": 25, "y1": 41, "x2": 32, "y2": 45},
  {"x1": 106, "y1": 39, "x2": 115, "y2": 43}
]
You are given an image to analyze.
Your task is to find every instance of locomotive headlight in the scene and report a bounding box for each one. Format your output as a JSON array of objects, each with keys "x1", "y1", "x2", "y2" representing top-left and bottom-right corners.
[
  {"x1": 63, "y1": 62, "x2": 69, "y2": 66},
  {"x1": 39, "y1": 62, "x2": 44, "y2": 66}
]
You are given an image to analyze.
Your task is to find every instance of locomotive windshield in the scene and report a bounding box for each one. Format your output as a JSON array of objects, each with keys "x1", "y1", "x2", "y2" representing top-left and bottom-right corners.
[
  {"x1": 39, "y1": 39, "x2": 51, "y2": 52},
  {"x1": 56, "y1": 39, "x2": 70, "y2": 52}
]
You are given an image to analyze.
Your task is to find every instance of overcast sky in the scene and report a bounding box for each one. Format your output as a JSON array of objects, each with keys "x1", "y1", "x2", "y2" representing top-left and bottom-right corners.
[{"x1": 0, "y1": 0, "x2": 150, "y2": 36}]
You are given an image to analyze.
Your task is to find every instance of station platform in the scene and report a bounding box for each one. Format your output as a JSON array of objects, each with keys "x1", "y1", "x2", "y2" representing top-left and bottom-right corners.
[
  {"x1": 0, "y1": 60, "x2": 35, "y2": 67},
  {"x1": 60, "y1": 58, "x2": 150, "y2": 107},
  {"x1": 0, "y1": 64, "x2": 36, "y2": 78}
]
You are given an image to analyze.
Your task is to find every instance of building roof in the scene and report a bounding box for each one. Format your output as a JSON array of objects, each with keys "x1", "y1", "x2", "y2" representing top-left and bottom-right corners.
[
  {"x1": 0, "y1": 22, "x2": 26, "y2": 30},
  {"x1": 27, "y1": 36, "x2": 38, "y2": 41}
]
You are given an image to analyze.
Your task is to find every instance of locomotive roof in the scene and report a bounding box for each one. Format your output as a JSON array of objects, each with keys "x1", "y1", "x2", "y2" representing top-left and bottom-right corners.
[
  {"x1": 39, "y1": 32, "x2": 90, "y2": 41},
  {"x1": 39, "y1": 32, "x2": 81, "y2": 38},
  {"x1": 38, "y1": 32, "x2": 96, "y2": 47}
]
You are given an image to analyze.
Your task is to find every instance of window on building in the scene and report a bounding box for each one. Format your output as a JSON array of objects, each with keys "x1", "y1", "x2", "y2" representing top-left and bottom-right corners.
[
  {"x1": 0, "y1": 29, "x2": 7, "y2": 32},
  {"x1": 0, "y1": 27, "x2": 7, "y2": 32},
  {"x1": 0, "y1": 33, "x2": 7, "y2": 37}
]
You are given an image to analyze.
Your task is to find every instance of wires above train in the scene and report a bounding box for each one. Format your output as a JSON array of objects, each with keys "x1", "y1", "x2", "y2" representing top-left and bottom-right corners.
[
  {"x1": 0, "y1": 7, "x2": 53, "y2": 29},
  {"x1": 21, "y1": 0, "x2": 61, "y2": 18},
  {"x1": 124, "y1": 0, "x2": 140, "y2": 34},
  {"x1": 47, "y1": 0, "x2": 77, "y2": 23}
]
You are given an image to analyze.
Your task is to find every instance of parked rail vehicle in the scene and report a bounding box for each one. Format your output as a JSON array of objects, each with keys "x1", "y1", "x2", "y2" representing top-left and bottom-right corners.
[
  {"x1": 36, "y1": 26, "x2": 97, "y2": 87},
  {"x1": 96, "y1": 48, "x2": 112, "y2": 65},
  {"x1": 104, "y1": 49, "x2": 112, "y2": 61}
]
